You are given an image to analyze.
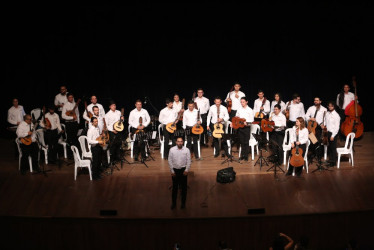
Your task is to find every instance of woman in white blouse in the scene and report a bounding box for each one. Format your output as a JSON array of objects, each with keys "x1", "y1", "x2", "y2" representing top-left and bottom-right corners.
[
  {"x1": 286, "y1": 117, "x2": 309, "y2": 177},
  {"x1": 270, "y1": 93, "x2": 286, "y2": 113}
]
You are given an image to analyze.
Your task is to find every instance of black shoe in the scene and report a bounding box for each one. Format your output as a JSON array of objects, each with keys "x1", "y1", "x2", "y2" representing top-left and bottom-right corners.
[
  {"x1": 20, "y1": 170, "x2": 26, "y2": 175},
  {"x1": 244, "y1": 157, "x2": 249, "y2": 162},
  {"x1": 239, "y1": 156, "x2": 244, "y2": 160},
  {"x1": 181, "y1": 204, "x2": 186, "y2": 209},
  {"x1": 214, "y1": 154, "x2": 219, "y2": 158},
  {"x1": 170, "y1": 203, "x2": 176, "y2": 210},
  {"x1": 93, "y1": 174, "x2": 102, "y2": 180},
  {"x1": 285, "y1": 172, "x2": 292, "y2": 176}
]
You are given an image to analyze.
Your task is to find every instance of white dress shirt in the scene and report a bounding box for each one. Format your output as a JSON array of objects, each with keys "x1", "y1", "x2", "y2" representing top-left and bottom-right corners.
[
  {"x1": 7, "y1": 105, "x2": 25, "y2": 126},
  {"x1": 16, "y1": 121, "x2": 37, "y2": 143},
  {"x1": 105, "y1": 110, "x2": 122, "y2": 132},
  {"x1": 87, "y1": 126, "x2": 101, "y2": 145},
  {"x1": 236, "y1": 106, "x2": 254, "y2": 123},
  {"x1": 183, "y1": 109, "x2": 201, "y2": 129},
  {"x1": 88, "y1": 114, "x2": 105, "y2": 134},
  {"x1": 159, "y1": 107, "x2": 178, "y2": 125},
  {"x1": 129, "y1": 108, "x2": 150, "y2": 128},
  {"x1": 54, "y1": 93, "x2": 68, "y2": 112},
  {"x1": 270, "y1": 112, "x2": 287, "y2": 131},
  {"x1": 40, "y1": 113, "x2": 62, "y2": 132},
  {"x1": 194, "y1": 96, "x2": 210, "y2": 114},
  {"x1": 172, "y1": 101, "x2": 183, "y2": 113},
  {"x1": 207, "y1": 105, "x2": 229, "y2": 126},
  {"x1": 336, "y1": 92, "x2": 355, "y2": 110},
  {"x1": 270, "y1": 101, "x2": 286, "y2": 113},
  {"x1": 83, "y1": 103, "x2": 105, "y2": 122},
  {"x1": 288, "y1": 102, "x2": 305, "y2": 122},
  {"x1": 225, "y1": 91, "x2": 246, "y2": 111},
  {"x1": 305, "y1": 105, "x2": 327, "y2": 125},
  {"x1": 324, "y1": 110, "x2": 341, "y2": 139},
  {"x1": 253, "y1": 98, "x2": 271, "y2": 116},
  {"x1": 61, "y1": 101, "x2": 80, "y2": 123},
  {"x1": 168, "y1": 146, "x2": 191, "y2": 174},
  {"x1": 290, "y1": 127, "x2": 309, "y2": 145}
]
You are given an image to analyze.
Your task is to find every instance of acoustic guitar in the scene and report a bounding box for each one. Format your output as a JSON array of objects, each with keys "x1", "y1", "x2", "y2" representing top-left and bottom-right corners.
[
  {"x1": 42, "y1": 106, "x2": 51, "y2": 130},
  {"x1": 113, "y1": 108, "x2": 125, "y2": 132},
  {"x1": 260, "y1": 118, "x2": 284, "y2": 132},
  {"x1": 307, "y1": 106, "x2": 320, "y2": 134},
  {"x1": 231, "y1": 116, "x2": 252, "y2": 130},
  {"x1": 212, "y1": 105, "x2": 224, "y2": 138},
  {"x1": 65, "y1": 99, "x2": 81, "y2": 120},
  {"x1": 20, "y1": 121, "x2": 38, "y2": 145},
  {"x1": 289, "y1": 129, "x2": 305, "y2": 167},
  {"x1": 255, "y1": 97, "x2": 267, "y2": 119},
  {"x1": 192, "y1": 109, "x2": 204, "y2": 135},
  {"x1": 283, "y1": 101, "x2": 291, "y2": 121},
  {"x1": 84, "y1": 101, "x2": 93, "y2": 119}
]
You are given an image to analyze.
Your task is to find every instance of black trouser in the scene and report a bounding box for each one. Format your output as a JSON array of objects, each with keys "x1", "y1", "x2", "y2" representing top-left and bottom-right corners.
[
  {"x1": 20, "y1": 142, "x2": 39, "y2": 172},
  {"x1": 327, "y1": 131, "x2": 338, "y2": 164},
  {"x1": 287, "y1": 120, "x2": 296, "y2": 128},
  {"x1": 210, "y1": 124, "x2": 229, "y2": 157},
  {"x1": 287, "y1": 143, "x2": 306, "y2": 176},
  {"x1": 162, "y1": 125, "x2": 175, "y2": 158},
  {"x1": 172, "y1": 167, "x2": 187, "y2": 206},
  {"x1": 186, "y1": 126, "x2": 199, "y2": 158},
  {"x1": 270, "y1": 130, "x2": 285, "y2": 163},
  {"x1": 131, "y1": 128, "x2": 147, "y2": 160},
  {"x1": 91, "y1": 145, "x2": 102, "y2": 175},
  {"x1": 200, "y1": 113, "x2": 208, "y2": 145},
  {"x1": 229, "y1": 110, "x2": 237, "y2": 121},
  {"x1": 45, "y1": 129, "x2": 59, "y2": 162},
  {"x1": 109, "y1": 131, "x2": 122, "y2": 162},
  {"x1": 238, "y1": 126, "x2": 250, "y2": 158},
  {"x1": 65, "y1": 121, "x2": 78, "y2": 156}
]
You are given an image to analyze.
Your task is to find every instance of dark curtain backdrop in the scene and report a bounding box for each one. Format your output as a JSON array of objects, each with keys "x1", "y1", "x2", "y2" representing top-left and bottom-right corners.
[{"x1": 3, "y1": 3, "x2": 373, "y2": 136}]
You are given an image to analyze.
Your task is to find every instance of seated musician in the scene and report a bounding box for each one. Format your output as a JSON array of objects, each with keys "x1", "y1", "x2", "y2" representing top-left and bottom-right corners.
[
  {"x1": 286, "y1": 117, "x2": 308, "y2": 177},
  {"x1": 207, "y1": 96, "x2": 230, "y2": 158},
  {"x1": 129, "y1": 99, "x2": 150, "y2": 161},
  {"x1": 269, "y1": 104, "x2": 287, "y2": 163},
  {"x1": 40, "y1": 105, "x2": 63, "y2": 164},
  {"x1": 159, "y1": 99, "x2": 178, "y2": 159},
  {"x1": 105, "y1": 101, "x2": 124, "y2": 163},
  {"x1": 87, "y1": 117, "x2": 104, "y2": 180},
  {"x1": 16, "y1": 114, "x2": 40, "y2": 174},
  {"x1": 305, "y1": 97, "x2": 327, "y2": 137},
  {"x1": 253, "y1": 89, "x2": 270, "y2": 121},
  {"x1": 321, "y1": 101, "x2": 340, "y2": 167},
  {"x1": 287, "y1": 93, "x2": 305, "y2": 128},
  {"x1": 61, "y1": 93, "x2": 80, "y2": 158},
  {"x1": 234, "y1": 97, "x2": 254, "y2": 161},
  {"x1": 183, "y1": 100, "x2": 201, "y2": 160},
  {"x1": 83, "y1": 95, "x2": 106, "y2": 126},
  {"x1": 225, "y1": 82, "x2": 246, "y2": 120}
]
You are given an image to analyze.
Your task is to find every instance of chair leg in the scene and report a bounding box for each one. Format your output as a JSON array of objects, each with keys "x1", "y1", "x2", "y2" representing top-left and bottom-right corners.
[
  {"x1": 44, "y1": 150, "x2": 48, "y2": 165},
  {"x1": 324, "y1": 145, "x2": 327, "y2": 160},
  {"x1": 130, "y1": 142, "x2": 134, "y2": 158},
  {"x1": 337, "y1": 153, "x2": 341, "y2": 169},
  {"x1": 88, "y1": 165, "x2": 92, "y2": 181},
  {"x1": 238, "y1": 146, "x2": 241, "y2": 157},
  {"x1": 197, "y1": 141, "x2": 201, "y2": 158},
  {"x1": 63, "y1": 145, "x2": 67, "y2": 159},
  {"x1": 251, "y1": 146, "x2": 254, "y2": 161},
  {"x1": 107, "y1": 150, "x2": 110, "y2": 164},
  {"x1": 351, "y1": 152, "x2": 354, "y2": 167},
  {"x1": 74, "y1": 166, "x2": 77, "y2": 180},
  {"x1": 283, "y1": 151, "x2": 287, "y2": 166},
  {"x1": 28, "y1": 156, "x2": 33, "y2": 172}
]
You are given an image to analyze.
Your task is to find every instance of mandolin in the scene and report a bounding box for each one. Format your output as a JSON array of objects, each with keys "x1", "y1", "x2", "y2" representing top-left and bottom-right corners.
[
  {"x1": 289, "y1": 129, "x2": 305, "y2": 167},
  {"x1": 65, "y1": 99, "x2": 81, "y2": 120},
  {"x1": 166, "y1": 111, "x2": 182, "y2": 133},
  {"x1": 20, "y1": 120, "x2": 38, "y2": 145},
  {"x1": 255, "y1": 97, "x2": 267, "y2": 119},
  {"x1": 227, "y1": 86, "x2": 234, "y2": 114},
  {"x1": 84, "y1": 101, "x2": 93, "y2": 119},
  {"x1": 192, "y1": 109, "x2": 204, "y2": 135},
  {"x1": 231, "y1": 116, "x2": 252, "y2": 130},
  {"x1": 135, "y1": 117, "x2": 144, "y2": 134},
  {"x1": 212, "y1": 105, "x2": 225, "y2": 138},
  {"x1": 307, "y1": 106, "x2": 320, "y2": 134},
  {"x1": 113, "y1": 108, "x2": 125, "y2": 132}
]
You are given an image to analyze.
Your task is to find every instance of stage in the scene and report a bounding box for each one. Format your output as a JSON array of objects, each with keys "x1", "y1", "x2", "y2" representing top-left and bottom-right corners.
[{"x1": 1, "y1": 133, "x2": 374, "y2": 249}]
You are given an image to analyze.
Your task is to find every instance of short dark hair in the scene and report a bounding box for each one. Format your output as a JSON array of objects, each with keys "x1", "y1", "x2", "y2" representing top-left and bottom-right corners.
[
  {"x1": 292, "y1": 93, "x2": 300, "y2": 99},
  {"x1": 67, "y1": 93, "x2": 74, "y2": 98},
  {"x1": 91, "y1": 117, "x2": 97, "y2": 123},
  {"x1": 214, "y1": 96, "x2": 222, "y2": 101},
  {"x1": 274, "y1": 104, "x2": 281, "y2": 110},
  {"x1": 175, "y1": 136, "x2": 184, "y2": 141},
  {"x1": 197, "y1": 88, "x2": 203, "y2": 92},
  {"x1": 165, "y1": 98, "x2": 172, "y2": 104},
  {"x1": 135, "y1": 99, "x2": 142, "y2": 104},
  {"x1": 92, "y1": 105, "x2": 99, "y2": 111},
  {"x1": 188, "y1": 100, "x2": 195, "y2": 105},
  {"x1": 241, "y1": 97, "x2": 248, "y2": 102},
  {"x1": 258, "y1": 89, "x2": 264, "y2": 94}
]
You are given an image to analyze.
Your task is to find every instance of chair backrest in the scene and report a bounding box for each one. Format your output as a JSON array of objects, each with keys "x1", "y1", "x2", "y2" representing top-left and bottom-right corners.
[
  {"x1": 60, "y1": 124, "x2": 67, "y2": 141},
  {"x1": 225, "y1": 121, "x2": 232, "y2": 134},
  {"x1": 250, "y1": 124, "x2": 260, "y2": 140},
  {"x1": 78, "y1": 136, "x2": 91, "y2": 157},
  {"x1": 71, "y1": 145, "x2": 81, "y2": 163},
  {"x1": 35, "y1": 129, "x2": 46, "y2": 147},
  {"x1": 304, "y1": 139, "x2": 311, "y2": 159},
  {"x1": 344, "y1": 132, "x2": 355, "y2": 151},
  {"x1": 128, "y1": 125, "x2": 132, "y2": 133},
  {"x1": 15, "y1": 138, "x2": 22, "y2": 156},
  {"x1": 158, "y1": 124, "x2": 163, "y2": 142},
  {"x1": 31, "y1": 108, "x2": 41, "y2": 121},
  {"x1": 283, "y1": 128, "x2": 293, "y2": 147}
]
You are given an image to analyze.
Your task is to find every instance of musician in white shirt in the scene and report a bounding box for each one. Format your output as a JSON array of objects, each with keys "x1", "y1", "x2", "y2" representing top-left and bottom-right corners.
[
  {"x1": 287, "y1": 93, "x2": 305, "y2": 128},
  {"x1": 225, "y1": 82, "x2": 246, "y2": 120},
  {"x1": 87, "y1": 117, "x2": 105, "y2": 180},
  {"x1": 305, "y1": 97, "x2": 327, "y2": 137},
  {"x1": 234, "y1": 97, "x2": 254, "y2": 161},
  {"x1": 336, "y1": 83, "x2": 357, "y2": 123},
  {"x1": 321, "y1": 102, "x2": 341, "y2": 167},
  {"x1": 183, "y1": 101, "x2": 201, "y2": 159},
  {"x1": 129, "y1": 99, "x2": 151, "y2": 161},
  {"x1": 269, "y1": 104, "x2": 287, "y2": 163},
  {"x1": 172, "y1": 94, "x2": 184, "y2": 113},
  {"x1": 16, "y1": 114, "x2": 40, "y2": 174},
  {"x1": 105, "y1": 101, "x2": 124, "y2": 162},
  {"x1": 40, "y1": 105, "x2": 63, "y2": 164},
  {"x1": 88, "y1": 106, "x2": 104, "y2": 133},
  {"x1": 194, "y1": 88, "x2": 210, "y2": 146},
  {"x1": 159, "y1": 99, "x2": 178, "y2": 159},
  {"x1": 83, "y1": 95, "x2": 105, "y2": 124},
  {"x1": 270, "y1": 93, "x2": 286, "y2": 113},
  {"x1": 54, "y1": 85, "x2": 68, "y2": 116},
  {"x1": 286, "y1": 117, "x2": 308, "y2": 177},
  {"x1": 8, "y1": 98, "x2": 25, "y2": 127},
  {"x1": 61, "y1": 93, "x2": 80, "y2": 157},
  {"x1": 207, "y1": 97, "x2": 230, "y2": 158},
  {"x1": 253, "y1": 90, "x2": 270, "y2": 119}
]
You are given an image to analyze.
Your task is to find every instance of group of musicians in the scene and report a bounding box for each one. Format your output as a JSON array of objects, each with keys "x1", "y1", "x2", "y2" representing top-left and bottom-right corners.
[{"x1": 8, "y1": 82, "x2": 355, "y2": 179}]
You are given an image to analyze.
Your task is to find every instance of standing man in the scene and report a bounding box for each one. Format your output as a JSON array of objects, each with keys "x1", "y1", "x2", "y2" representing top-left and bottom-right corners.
[
  {"x1": 87, "y1": 117, "x2": 104, "y2": 180},
  {"x1": 269, "y1": 104, "x2": 287, "y2": 164},
  {"x1": 225, "y1": 82, "x2": 246, "y2": 120},
  {"x1": 322, "y1": 101, "x2": 341, "y2": 167},
  {"x1": 287, "y1": 93, "x2": 305, "y2": 128},
  {"x1": 194, "y1": 88, "x2": 210, "y2": 146},
  {"x1": 159, "y1": 99, "x2": 178, "y2": 159},
  {"x1": 105, "y1": 101, "x2": 124, "y2": 163},
  {"x1": 7, "y1": 98, "x2": 25, "y2": 128},
  {"x1": 168, "y1": 137, "x2": 191, "y2": 210},
  {"x1": 61, "y1": 93, "x2": 80, "y2": 157},
  {"x1": 54, "y1": 85, "x2": 68, "y2": 120},
  {"x1": 234, "y1": 97, "x2": 254, "y2": 161}
]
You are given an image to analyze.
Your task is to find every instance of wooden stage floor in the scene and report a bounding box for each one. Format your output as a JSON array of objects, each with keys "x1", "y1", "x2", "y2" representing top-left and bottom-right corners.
[{"x1": 1, "y1": 133, "x2": 374, "y2": 220}]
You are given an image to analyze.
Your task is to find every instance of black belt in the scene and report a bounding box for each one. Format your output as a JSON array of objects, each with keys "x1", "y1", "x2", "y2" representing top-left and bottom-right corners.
[{"x1": 65, "y1": 120, "x2": 77, "y2": 123}]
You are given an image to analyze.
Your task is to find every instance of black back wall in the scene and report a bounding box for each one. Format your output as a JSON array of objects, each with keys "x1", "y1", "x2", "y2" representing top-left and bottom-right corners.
[{"x1": 3, "y1": 3, "x2": 374, "y2": 135}]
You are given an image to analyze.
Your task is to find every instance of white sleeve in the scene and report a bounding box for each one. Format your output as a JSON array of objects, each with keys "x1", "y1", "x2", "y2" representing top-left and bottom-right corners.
[{"x1": 143, "y1": 111, "x2": 151, "y2": 127}]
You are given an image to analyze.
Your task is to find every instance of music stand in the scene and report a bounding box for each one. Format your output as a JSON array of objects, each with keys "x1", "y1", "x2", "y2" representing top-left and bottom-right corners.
[
  {"x1": 220, "y1": 134, "x2": 242, "y2": 165},
  {"x1": 266, "y1": 139, "x2": 285, "y2": 178},
  {"x1": 311, "y1": 142, "x2": 332, "y2": 173},
  {"x1": 253, "y1": 133, "x2": 269, "y2": 169}
]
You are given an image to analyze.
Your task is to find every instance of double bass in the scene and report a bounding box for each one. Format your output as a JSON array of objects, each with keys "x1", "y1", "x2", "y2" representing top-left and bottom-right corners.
[{"x1": 340, "y1": 77, "x2": 363, "y2": 138}]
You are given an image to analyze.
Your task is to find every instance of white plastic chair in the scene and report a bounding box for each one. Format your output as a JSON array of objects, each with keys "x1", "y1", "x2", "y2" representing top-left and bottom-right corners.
[
  {"x1": 128, "y1": 125, "x2": 136, "y2": 158},
  {"x1": 282, "y1": 128, "x2": 293, "y2": 165},
  {"x1": 287, "y1": 139, "x2": 311, "y2": 175},
  {"x1": 184, "y1": 132, "x2": 201, "y2": 158},
  {"x1": 15, "y1": 138, "x2": 33, "y2": 172},
  {"x1": 158, "y1": 124, "x2": 173, "y2": 159},
  {"x1": 324, "y1": 145, "x2": 328, "y2": 160},
  {"x1": 71, "y1": 145, "x2": 92, "y2": 181},
  {"x1": 36, "y1": 129, "x2": 48, "y2": 164},
  {"x1": 31, "y1": 108, "x2": 41, "y2": 122},
  {"x1": 78, "y1": 135, "x2": 92, "y2": 160},
  {"x1": 337, "y1": 132, "x2": 355, "y2": 169},
  {"x1": 58, "y1": 124, "x2": 68, "y2": 158},
  {"x1": 213, "y1": 121, "x2": 232, "y2": 156}
]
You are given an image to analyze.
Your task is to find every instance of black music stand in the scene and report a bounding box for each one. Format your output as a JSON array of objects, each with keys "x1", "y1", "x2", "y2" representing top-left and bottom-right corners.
[
  {"x1": 106, "y1": 133, "x2": 123, "y2": 175},
  {"x1": 311, "y1": 142, "x2": 331, "y2": 173},
  {"x1": 266, "y1": 139, "x2": 285, "y2": 178},
  {"x1": 253, "y1": 133, "x2": 269, "y2": 169},
  {"x1": 221, "y1": 134, "x2": 241, "y2": 165}
]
